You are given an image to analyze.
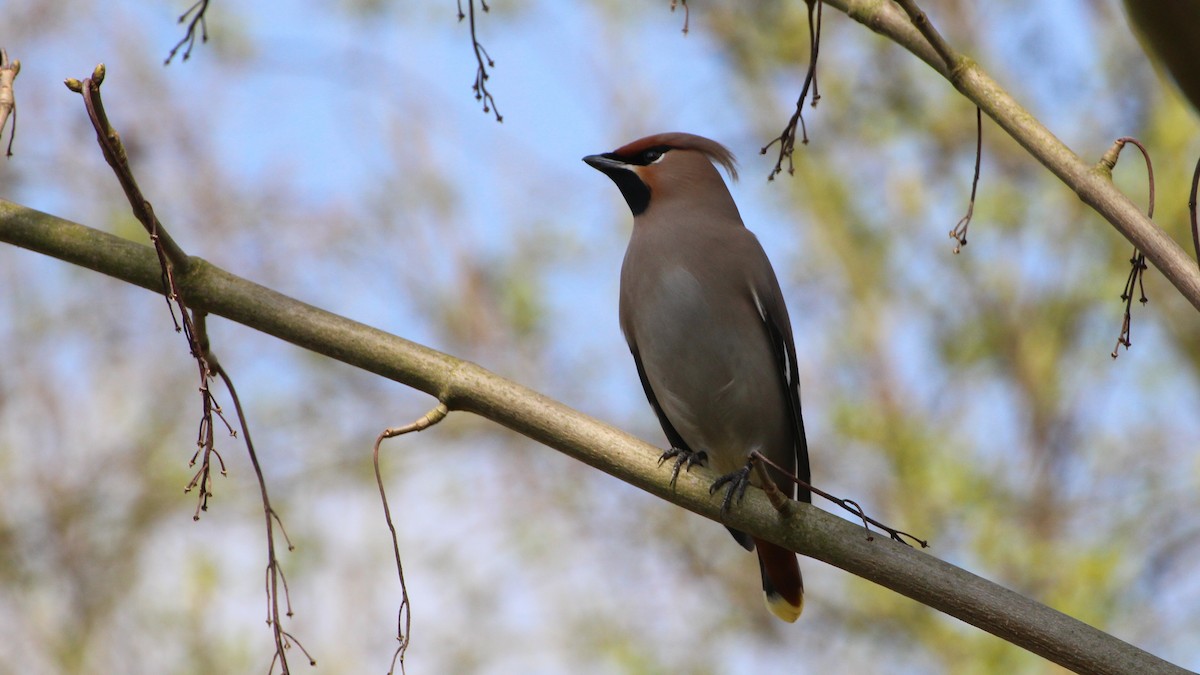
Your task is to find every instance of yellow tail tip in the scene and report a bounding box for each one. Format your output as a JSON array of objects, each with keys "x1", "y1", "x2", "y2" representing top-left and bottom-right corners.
[{"x1": 766, "y1": 591, "x2": 803, "y2": 623}]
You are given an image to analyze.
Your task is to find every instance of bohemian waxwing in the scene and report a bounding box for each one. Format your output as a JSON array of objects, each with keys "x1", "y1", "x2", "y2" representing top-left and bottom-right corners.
[
  {"x1": 1122, "y1": 0, "x2": 1200, "y2": 114},
  {"x1": 584, "y1": 132, "x2": 810, "y2": 623}
]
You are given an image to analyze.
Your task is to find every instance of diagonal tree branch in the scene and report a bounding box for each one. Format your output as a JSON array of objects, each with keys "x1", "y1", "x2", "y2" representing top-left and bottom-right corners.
[
  {"x1": 823, "y1": 0, "x2": 1200, "y2": 313},
  {"x1": 0, "y1": 199, "x2": 1188, "y2": 675}
]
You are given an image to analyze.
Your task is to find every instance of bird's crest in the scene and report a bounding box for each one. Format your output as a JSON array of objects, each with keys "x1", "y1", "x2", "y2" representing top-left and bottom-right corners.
[{"x1": 612, "y1": 132, "x2": 739, "y2": 182}]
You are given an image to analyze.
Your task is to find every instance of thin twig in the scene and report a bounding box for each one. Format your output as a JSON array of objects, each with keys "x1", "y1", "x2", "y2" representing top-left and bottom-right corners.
[
  {"x1": 1098, "y1": 137, "x2": 1154, "y2": 358},
  {"x1": 950, "y1": 106, "x2": 982, "y2": 253},
  {"x1": 213, "y1": 351, "x2": 309, "y2": 673},
  {"x1": 0, "y1": 49, "x2": 19, "y2": 157},
  {"x1": 670, "y1": 0, "x2": 690, "y2": 34},
  {"x1": 1189, "y1": 156, "x2": 1200, "y2": 274},
  {"x1": 65, "y1": 67, "x2": 189, "y2": 271},
  {"x1": 891, "y1": 0, "x2": 959, "y2": 73},
  {"x1": 749, "y1": 455, "x2": 791, "y2": 512},
  {"x1": 66, "y1": 67, "x2": 237, "y2": 516},
  {"x1": 747, "y1": 451, "x2": 927, "y2": 548},
  {"x1": 165, "y1": 0, "x2": 212, "y2": 65},
  {"x1": 761, "y1": 0, "x2": 823, "y2": 179},
  {"x1": 65, "y1": 68, "x2": 303, "y2": 668},
  {"x1": 457, "y1": 0, "x2": 502, "y2": 122},
  {"x1": 374, "y1": 403, "x2": 449, "y2": 674}
]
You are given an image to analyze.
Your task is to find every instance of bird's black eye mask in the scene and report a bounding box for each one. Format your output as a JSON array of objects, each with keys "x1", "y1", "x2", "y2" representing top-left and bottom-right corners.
[
  {"x1": 589, "y1": 146, "x2": 672, "y2": 216},
  {"x1": 627, "y1": 145, "x2": 671, "y2": 166}
]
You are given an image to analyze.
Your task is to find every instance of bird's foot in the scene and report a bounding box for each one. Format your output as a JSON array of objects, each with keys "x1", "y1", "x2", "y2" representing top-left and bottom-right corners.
[
  {"x1": 658, "y1": 447, "x2": 707, "y2": 488},
  {"x1": 709, "y1": 464, "x2": 753, "y2": 515}
]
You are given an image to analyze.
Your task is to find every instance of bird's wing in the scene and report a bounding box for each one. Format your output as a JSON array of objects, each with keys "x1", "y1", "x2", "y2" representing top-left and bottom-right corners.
[
  {"x1": 755, "y1": 279, "x2": 812, "y2": 504},
  {"x1": 629, "y1": 345, "x2": 691, "y2": 454},
  {"x1": 631, "y1": 342, "x2": 756, "y2": 551}
]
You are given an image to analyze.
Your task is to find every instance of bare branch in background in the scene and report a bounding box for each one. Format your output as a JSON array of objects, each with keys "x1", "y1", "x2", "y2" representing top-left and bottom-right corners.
[
  {"x1": 375, "y1": 404, "x2": 450, "y2": 674},
  {"x1": 761, "y1": 0, "x2": 822, "y2": 179},
  {"x1": 950, "y1": 107, "x2": 983, "y2": 253},
  {"x1": 1097, "y1": 137, "x2": 1154, "y2": 358},
  {"x1": 817, "y1": 0, "x2": 1200, "y2": 313},
  {"x1": 63, "y1": 66, "x2": 305, "y2": 672},
  {"x1": 670, "y1": 0, "x2": 690, "y2": 34},
  {"x1": 165, "y1": 0, "x2": 211, "y2": 65},
  {"x1": 1112, "y1": 249, "x2": 1149, "y2": 358},
  {"x1": 892, "y1": 1, "x2": 989, "y2": 256},
  {"x1": 457, "y1": 0, "x2": 502, "y2": 122},
  {"x1": 65, "y1": 64, "x2": 227, "y2": 513},
  {"x1": 201, "y1": 313, "x2": 308, "y2": 674},
  {"x1": 0, "y1": 49, "x2": 19, "y2": 157}
]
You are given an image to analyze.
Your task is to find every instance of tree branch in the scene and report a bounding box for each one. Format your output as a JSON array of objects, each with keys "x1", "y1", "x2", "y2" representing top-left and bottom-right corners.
[
  {"x1": 824, "y1": 0, "x2": 1200, "y2": 313},
  {"x1": 0, "y1": 199, "x2": 1188, "y2": 675}
]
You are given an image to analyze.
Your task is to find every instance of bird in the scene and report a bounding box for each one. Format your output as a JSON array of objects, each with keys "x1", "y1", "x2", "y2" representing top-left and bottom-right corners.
[
  {"x1": 583, "y1": 132, "x2": 811, "y2": 622},
  {"x1": 1122, "y1": 0, "x2": 1200, "y2": 115}
]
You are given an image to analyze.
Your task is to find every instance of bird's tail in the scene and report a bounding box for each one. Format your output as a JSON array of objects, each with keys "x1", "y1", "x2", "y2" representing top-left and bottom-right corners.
[{"x1": 754, "y1": 537, "x2": 803, "y2": 622}]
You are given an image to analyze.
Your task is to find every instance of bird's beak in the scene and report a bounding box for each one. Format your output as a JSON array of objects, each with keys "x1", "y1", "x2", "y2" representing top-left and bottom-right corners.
[{"x1": 582, "y1": 153, "x2": 628, "y2": 174}]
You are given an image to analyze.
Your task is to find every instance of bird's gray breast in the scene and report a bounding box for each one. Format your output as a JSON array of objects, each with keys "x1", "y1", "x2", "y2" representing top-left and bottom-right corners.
[{"x1": 621, "y1": 247, "x2": 791, "y2": 476}]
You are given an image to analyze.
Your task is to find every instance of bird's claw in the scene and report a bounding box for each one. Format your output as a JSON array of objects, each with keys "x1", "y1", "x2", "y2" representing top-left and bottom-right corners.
[
  {"x1": 709, "y1": 465, "x2": 753, "y2": 514},
  {"x1": 659, "y1": 447, "x2": 707, "y2": 488}
]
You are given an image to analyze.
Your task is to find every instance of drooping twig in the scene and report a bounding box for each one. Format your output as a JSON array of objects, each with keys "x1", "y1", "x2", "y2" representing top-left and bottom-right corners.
[
  {"x1": 748, "y1": 451, "x2": 927, "y2": 548},
  {"x1": 64, "y1": 66, "x2": 233, "y2": 516},
  {"x1": 1097, "y1": 137, "x2": 1154, "y2": 358},
  {"x1": 950, "y1": 106, "x2": 982, "y2": 253},
  {"x1": 64, "y1": 67, "x2": 309, "y2": 670},
  {"x1": 165, "y1": 0, "x2": 211, "y2": 65},
  {"x1": 670, "y1": 0, "x2": 690, "y2": 34},
  {"x1": 456, "y1": 0, "x2": 502, "y2": 122},
  {"x1": 1111, "y1": 250, "x2": 1148, "y2": 359},
  {"x1": 66, "y1": 67, "x2": 227, "y2": 510},
  {"x1": 761, "y1": 0, "x2": 823, "y2": 179},
  {"x1": 896, "y1": 0, "x2": 986, "y2": 256},
  {"x1": 1189, "y1": 156, "x2": 1200, "y2": 273},
  {"x1": 186, "y1": 353, "x2": 232, "y2": 519},
  {"x1": 209, "y1": 333, "x2": 311, "y2": 674},
  {"x1": 374, "y1": 403, "x2": 449, "y2": 675},
  {"x1": 0, "y1": 49, "x2": 19, "y2": 157}
]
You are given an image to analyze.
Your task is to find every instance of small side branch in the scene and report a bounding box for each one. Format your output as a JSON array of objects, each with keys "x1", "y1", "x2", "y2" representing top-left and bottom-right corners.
[
  {"x1": 457, "y1": 0, "x2": 502, "y2": 122},
  {"x1": 1189, "y1": 156, "x2": 1200, "y2": 273},
  {"x1": 761, "y1": 0, "x2": 823, "y2": 179},
  {"x1": 749, "y1": 451, "x2": 927, "y2": 548},
  {"x1": 1097, "y1": 137, "x2": 1154, "y2": 358},
  {"x1": 949, "y1": 106, "x2": 982, "y2": 253},
  {"x1": 165, "y1": 0, "x2": 212, "y2": 65},
  {"x1": 64, "y1": 69, "x2": 305, "y2": 667},
  {"x1": 65, "y1": 66, "x2": 229, "y2": 514},
  {"x1": 212, "y1": 349, "x2": 311, "y2": 674},
  {"x1": 891, "y1": 0, "x2": 959, "y2": 74},
  {"x1": 749, "y1": 454, "x2": 791, "y2": 513},
  {"x1": 374, "y1": 403, "x2": 450, "y2": 674},
  {"x1": 0, "y1": 49, "x2": 20, "y2": 157}
]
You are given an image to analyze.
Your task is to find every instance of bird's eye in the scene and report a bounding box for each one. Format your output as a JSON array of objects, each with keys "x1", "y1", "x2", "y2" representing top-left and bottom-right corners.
[{"x1": 642, "y1": 148, "x2": 665, "y2": 163}]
